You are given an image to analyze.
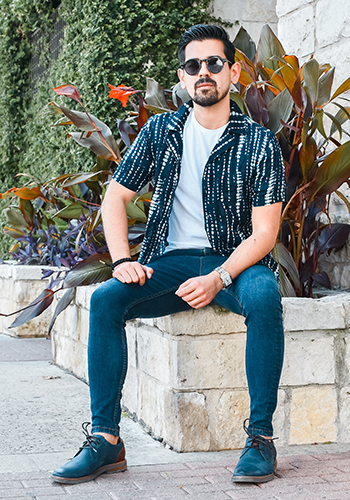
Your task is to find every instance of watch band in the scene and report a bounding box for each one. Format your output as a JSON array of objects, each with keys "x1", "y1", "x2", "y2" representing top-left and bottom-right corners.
[{"x1": 214, "y1": 266, "x2": 232, "y2": 288}]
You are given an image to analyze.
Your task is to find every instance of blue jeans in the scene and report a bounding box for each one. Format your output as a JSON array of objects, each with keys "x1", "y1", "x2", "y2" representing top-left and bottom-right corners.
[{"x1": 88, "y1": 248, "x2": 284, "y2": 438}]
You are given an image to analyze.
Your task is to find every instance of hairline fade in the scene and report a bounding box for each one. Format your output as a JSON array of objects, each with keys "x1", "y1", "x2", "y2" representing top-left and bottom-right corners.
[{"x1": 178, "y1": 24, "x2": 235, "y2": 67}]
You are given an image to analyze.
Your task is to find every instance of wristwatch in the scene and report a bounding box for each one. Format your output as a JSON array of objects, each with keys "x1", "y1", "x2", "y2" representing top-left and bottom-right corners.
[{"x1": 214, "y1": 266, "x2": 232, "y2": 288}]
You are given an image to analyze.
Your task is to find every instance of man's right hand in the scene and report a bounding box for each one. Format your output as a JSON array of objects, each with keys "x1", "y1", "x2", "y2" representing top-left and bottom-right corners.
[{"x1": 113, "y1": 261, "x2": 153, "y2": 286}]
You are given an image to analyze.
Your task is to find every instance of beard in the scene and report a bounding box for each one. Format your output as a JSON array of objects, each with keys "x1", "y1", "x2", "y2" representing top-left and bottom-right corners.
[{"x1": 192, "y1": 77, "x2": 230, "y2": 107}]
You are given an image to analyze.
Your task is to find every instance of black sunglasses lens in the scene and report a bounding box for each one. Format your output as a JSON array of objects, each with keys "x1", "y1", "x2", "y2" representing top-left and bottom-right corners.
[
  {"x1": 206, "y1": 57, "x2": 224, "y2": 73},
  {"x1": 184, "y1": 59, "x2": 201, "y2": 75}
]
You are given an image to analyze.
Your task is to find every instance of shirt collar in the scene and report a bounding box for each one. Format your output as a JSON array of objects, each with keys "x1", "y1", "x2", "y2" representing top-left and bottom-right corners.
[{"x1": 166, "y1": 99, "x2": 248, "y2": 135}]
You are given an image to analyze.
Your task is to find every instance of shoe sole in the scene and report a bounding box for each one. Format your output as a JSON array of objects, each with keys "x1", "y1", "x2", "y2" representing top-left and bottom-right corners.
[
  {"x1": 232, "y1": 460, "x2": 277, "y2": 484},
  {"x1": 52, "y1": 459, "x2": 127, "y2": 484}
]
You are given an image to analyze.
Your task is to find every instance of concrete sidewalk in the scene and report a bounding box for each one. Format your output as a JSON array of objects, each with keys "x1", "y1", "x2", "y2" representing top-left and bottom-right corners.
[{"x1": 1, "y1": 333, "x2": 350, "y2": 500}]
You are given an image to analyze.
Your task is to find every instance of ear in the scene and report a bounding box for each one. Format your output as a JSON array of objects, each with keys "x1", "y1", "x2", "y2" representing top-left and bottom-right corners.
[
  {"x1": 230, "y1": 62, "x2": 241, "y2": 85},
  {"x1": 178, "y1": 68, "x2": 187, "y2": 90}
]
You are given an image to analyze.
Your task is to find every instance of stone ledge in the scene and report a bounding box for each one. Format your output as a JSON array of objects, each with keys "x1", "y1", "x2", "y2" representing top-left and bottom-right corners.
[{"x1": 50, "y1": 284, "x2": 350, "y2": 451}]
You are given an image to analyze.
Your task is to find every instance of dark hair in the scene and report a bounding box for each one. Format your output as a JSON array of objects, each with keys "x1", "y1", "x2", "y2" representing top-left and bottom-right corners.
[{"x1": 178, "y1": 24, "x2": 235, "y2": 66}]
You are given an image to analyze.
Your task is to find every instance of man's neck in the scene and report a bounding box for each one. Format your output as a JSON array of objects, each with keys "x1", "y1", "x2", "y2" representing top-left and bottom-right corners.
[{"x1": 192, "y1": 97, "x2": 231, "y2": 130}]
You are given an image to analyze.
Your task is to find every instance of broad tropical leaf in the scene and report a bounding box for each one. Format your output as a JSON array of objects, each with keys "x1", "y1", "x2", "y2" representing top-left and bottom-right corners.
[
  {"x1": 309, "y1": 141, "x2": 350, "y2": 198},
  {"x1": 48, "y1": 287, "x2": 75, "y2": 334},
  {"x1": 302, "y1": 59, "x2": 319, "y2": 107},
  {"x1": 266, "y1": 88, "x2": 293, "y2": 134},
  {"x1": 52, "y1": 84, "x2": 81, "y2": 102},
  {"x1": 63, "y1": 253, "x2": 113, "y2": 288},
  {"x1": 317, "y1": 68, "x2": 334, "y2": 107},
  {"x1": 330, "y1": 76, "x2": 350, "y2": 102},
  {"x1": 233, "y1": 27, "x2": 256, "y2": 62},
  {"x1": 68, "y1": 131, "x2": 119, "y2": 161},
  {"x1": 54, "y1": 203, "x2": 89, "y2": 219},
  {"x1": 4, "y1": 208, "x2": 28, "y2": 229},
  {"x1": 317, "y1": 223, "x2": 350, "y2": 254},
  {"x1": 117, "y1": 119, "x2": 138, "y2": 147},
  {"x1": 9, "y1": 289, "x2": 54, "y2": 328},
  {"x1": 145, "y1": 77, "x2": 170, "y2": 112},
  {"x1": 272, "y1": 241, "x2": 301, "y2": 291},
  {"x1": 256, "y1": 24, "x2": 285, "y2": 72}
]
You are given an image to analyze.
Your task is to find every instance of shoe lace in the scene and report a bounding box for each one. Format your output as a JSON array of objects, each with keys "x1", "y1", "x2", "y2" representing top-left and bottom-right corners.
[
  {"x1": 242, "y1": 418, "x2": 277, "y2": 455},
  {"x1": 74, "y1": 422, "x2": 100, "y2": 456}
]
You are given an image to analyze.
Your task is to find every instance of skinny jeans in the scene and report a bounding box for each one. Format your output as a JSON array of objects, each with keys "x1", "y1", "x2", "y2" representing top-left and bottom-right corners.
[{"x1": 88, "y1": 248, "x2": 284, "y2": 438}]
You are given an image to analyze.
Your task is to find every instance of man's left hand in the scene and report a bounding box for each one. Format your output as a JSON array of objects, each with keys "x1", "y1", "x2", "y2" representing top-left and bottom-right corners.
[{"x1": 175, "y1": 272, "x2": 223, "y2": 309}]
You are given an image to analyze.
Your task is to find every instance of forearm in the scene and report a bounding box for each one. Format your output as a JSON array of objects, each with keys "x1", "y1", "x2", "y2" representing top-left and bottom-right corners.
[{"x1": 101, "y1": 197, "x2": 130, "y2": 262}]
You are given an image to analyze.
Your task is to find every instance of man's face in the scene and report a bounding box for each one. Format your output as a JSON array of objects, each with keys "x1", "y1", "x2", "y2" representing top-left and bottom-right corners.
[{"x1": 178, "y1": 39, "x2": 241, "y2": 107}]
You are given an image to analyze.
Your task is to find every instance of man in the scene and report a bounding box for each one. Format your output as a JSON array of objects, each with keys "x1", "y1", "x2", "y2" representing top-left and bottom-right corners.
[{"x1": 52, "y1": 24, "x2": 285, "y2": 485}]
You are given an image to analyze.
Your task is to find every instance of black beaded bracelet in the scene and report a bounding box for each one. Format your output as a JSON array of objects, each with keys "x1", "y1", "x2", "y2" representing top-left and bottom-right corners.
[{"x1": 110, "y1": 257, "x2": 134, "y2": 270}]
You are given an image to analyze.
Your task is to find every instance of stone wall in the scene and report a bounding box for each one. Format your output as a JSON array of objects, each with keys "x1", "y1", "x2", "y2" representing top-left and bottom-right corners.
[
  {"x1": 211, "y1": 0, "x2": 277, "y2": 43},
  {"x1": 277, "y1": 0, "x2": 350, "y2": 83},
  {"x1": 0, "y1": 263, "x2": 53, "y2": 338},
  {"x1": 51, "y1": 284, "x2": 350, "y2": 452}
]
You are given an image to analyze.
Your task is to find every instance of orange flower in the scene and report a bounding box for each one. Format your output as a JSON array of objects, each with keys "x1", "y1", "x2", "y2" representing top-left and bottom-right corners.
[{"x1": 108, "y1": 84, "x2": 136, "y2": 107}]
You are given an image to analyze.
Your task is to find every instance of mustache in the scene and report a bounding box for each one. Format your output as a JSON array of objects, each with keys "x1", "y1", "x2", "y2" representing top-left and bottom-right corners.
[{"x1": 194, "y1": 77, "x2": 217, "y2": 90}]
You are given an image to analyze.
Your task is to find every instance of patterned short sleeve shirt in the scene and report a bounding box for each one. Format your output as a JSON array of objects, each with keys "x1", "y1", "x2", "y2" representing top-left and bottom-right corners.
[{"x1": 113, "y1": 100, "x2": 286, "y2": 274}]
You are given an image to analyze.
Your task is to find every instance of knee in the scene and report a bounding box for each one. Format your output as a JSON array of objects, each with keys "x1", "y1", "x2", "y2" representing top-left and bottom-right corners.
[{"x1": 242, "y1": 267, "x2": 282, "y2": 313}]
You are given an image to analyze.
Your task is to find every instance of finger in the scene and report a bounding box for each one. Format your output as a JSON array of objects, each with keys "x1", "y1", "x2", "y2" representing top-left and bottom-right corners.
[
  {"x1": 114, "y1": 263, "x2": 144, "y2": 283},
  {"x1": 143, "y1": 266, "x2": 154, "y2": 279},
  {"x1": 176, "y1": 279, "x2": 197, "y2": 297}
]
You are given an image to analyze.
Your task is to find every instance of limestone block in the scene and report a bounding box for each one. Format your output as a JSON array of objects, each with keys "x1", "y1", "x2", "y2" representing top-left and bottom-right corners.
[
  {"x1": 13, "y1": 279, "x2": 49, "y2": 305},
  {"x1": 314, "y1": 40, "x2": 350, "y2": 93},
  {"x1": 276, "y1": 0, "x2": 313, "y2": 17},
  {"x1": 316, "y1": 0, "x2": 350, "y2": 48},
  {"x1": 10, "y1": 264, "x2": 55, "y2": 281},
  {"x1": 281, "y1": 332, "x2": 335, "y2": 386},
  {"x1": 79, "y1": 307, "x2": 90, "y2": 346},
  {"x1": 137, "y1": 325, "x2": 171, "y2": 383},
  {"x1": 206, "y1": 389, "x2": 250, "y2": 450},
  {"x1": 173, "y1": 392, "x2": 211, "y2": 452},
  {"x1": 282, "y1": 296, "x2": 345, "y2": 331},
  {"x1": 125, "y1": 321, "x2": 138, "y2": 369},
  {"x1": 242, "y1": 0, "x2": 278, "y2": 22},
  {"x1": 171, "y1": 334, "x2": 247, "y2": 390},
  {"x1": 212, "y1": 0, "x2": 242, "y2": 23},
  {"x1": 75, "y1": 286, "x2": 87, "y2": 309},
  {"x1": 345, "y1": 335, "x2": 350, "y2": 379},
  {"x1": 122, "y1": 365, "x2": 139, "y2": 417},
  {"x1": 273, "y1": 389, "x2": 287, "y2": 446},
  {"x1": 54, "y1": 333, "x2": 88, "y2": 382},
  {"x1": 0, "y1": 263, "x2": 14, "y2": 279},
  {"x1": 84, "y1": 283, "x2": 99, "y2": 305},
  {"x1": 2, "y1": 307, "x2": 52, "y2": 338},
  {"x1": 155, "y1": 306, "x2": 246, "y2": 336},
  {"x1": 289, "y1": 386, "x2": 337, "y2": 444},
  {"x1": 138, "y1": 372, "x2": 166, "y2": 438},
  {"x1": 277, "y1": 5, "x2": 315, "y2": 57},
  {"x1": 339, "y1": 386, "x2": 350, "y2": 442},
  {"x1": 53, "y1": 301, "x2": 78, "y2": 341}
]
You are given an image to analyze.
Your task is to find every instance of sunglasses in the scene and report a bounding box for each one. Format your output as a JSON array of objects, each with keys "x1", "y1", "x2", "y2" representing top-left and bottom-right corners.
[{"x1": 181, "y1": 55, "x2": 232, "y2": 76}]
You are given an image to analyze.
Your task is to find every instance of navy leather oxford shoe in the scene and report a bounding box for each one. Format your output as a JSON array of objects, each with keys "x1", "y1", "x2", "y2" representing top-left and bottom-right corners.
[
  {"x1": 52, "y1": 422, "x2": 127, "y2": 484},
  {"x1": 232, "y1": 420, "x2": 277, "y2": 483}
]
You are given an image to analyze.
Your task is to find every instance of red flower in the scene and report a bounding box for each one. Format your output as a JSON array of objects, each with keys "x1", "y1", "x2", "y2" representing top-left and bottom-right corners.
[{"x1": 108, "y1": 84, "x2": 136, "y2": 107}]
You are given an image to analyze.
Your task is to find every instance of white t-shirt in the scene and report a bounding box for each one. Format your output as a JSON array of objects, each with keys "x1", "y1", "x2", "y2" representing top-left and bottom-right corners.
[{"x1": 166, "y1": 110, "x2": 228, "y2": 251}]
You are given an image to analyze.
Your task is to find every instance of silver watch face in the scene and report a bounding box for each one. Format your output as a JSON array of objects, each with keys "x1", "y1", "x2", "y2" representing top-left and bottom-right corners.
[{"x1": 215, "y1": 267, "x2": 232, "y2": 288}]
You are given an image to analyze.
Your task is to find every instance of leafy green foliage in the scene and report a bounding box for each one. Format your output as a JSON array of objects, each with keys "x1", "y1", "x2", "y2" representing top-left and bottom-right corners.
[{"x1": 0, "y1": 0, "x2": 224, "y2": 191}]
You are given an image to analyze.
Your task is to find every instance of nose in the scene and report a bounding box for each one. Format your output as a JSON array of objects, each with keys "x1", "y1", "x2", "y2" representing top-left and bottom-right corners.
[{"x1": 198, "y1": 60, "x2": 210, "y2": 77}]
